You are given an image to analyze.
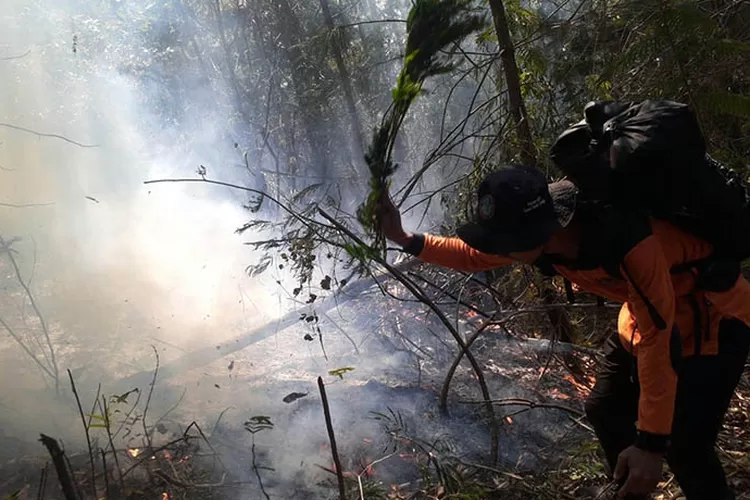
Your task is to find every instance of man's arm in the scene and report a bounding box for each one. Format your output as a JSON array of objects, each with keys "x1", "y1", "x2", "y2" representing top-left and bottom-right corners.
[
  {"x1": 620, "y1": 235, "x2": 678, "y2": 450},
  {"x1": 376, "y1": 190, "x2": 513, "y2": 273},
  {"x1": 401, "y1": 233, "x2": 514, "y2": 272}
]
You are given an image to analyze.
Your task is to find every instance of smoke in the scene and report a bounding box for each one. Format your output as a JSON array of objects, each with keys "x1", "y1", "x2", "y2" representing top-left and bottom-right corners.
[
  {"x1": 0, "y1": 0, "x2": 285, "y2": 445},
  {"x1": 0, "y1": 2, "x2": 578, "y2": 498}
]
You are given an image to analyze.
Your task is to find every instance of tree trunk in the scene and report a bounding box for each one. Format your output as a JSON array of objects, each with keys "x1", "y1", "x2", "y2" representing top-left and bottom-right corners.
[
  {"x1": 319, "y1": 0, "x2": 366, "y2": 166},
  {"x1": 273, "y1": 0, "x2": 331, "y2": 178},
  {"x1": 487, "y1": 0, "x2": 535, "y2": 165},
  {"x1": 213, "y1": 0, "x2": 253, "y2": 126},
  {"x1": 488, "y1": 0, "x2": 576, "y2": 345}
]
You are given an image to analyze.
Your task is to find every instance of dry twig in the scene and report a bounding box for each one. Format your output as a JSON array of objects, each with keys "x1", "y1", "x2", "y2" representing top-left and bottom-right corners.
[
  {"x1": 67, "y1": 369, "x2": 97, "y2": 498},
  {"x1": 1, "y1": 235, "x2": 59, "y2": 392},
  {"x1": 101, "y1": 396, "x2": 126, "y2": 492},
  {"x1": 142, "y1": 345, "x2": 159, "y2": 449},
  {"x1": 318, "y1": 376, "x2": 346, "y2": 500},
  {"x1": 39, "y1": 434, "x2": 77, "y2": 500},
  {"x1": 0, "y1": 123, "x2": 98, "y2": 148}
]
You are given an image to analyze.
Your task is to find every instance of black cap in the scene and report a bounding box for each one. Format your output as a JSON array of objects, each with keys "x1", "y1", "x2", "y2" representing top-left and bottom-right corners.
[{"x1": 456, "y1": 165, "x2": 576, "y2": 255}]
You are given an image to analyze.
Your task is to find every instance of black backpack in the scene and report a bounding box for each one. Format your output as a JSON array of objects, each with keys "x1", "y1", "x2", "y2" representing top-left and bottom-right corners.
[{"x1": 550, "y1": 99, "x2": 750, "y2": 263}]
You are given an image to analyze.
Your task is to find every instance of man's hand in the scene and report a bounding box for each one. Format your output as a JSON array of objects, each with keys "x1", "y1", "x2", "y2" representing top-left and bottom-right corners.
[
  {"x1": 614, "y1": 445, "x2": 664, "y2": 498},
  {"x1": 375, "y1": 189, "x2": 413, "y2": 247}
]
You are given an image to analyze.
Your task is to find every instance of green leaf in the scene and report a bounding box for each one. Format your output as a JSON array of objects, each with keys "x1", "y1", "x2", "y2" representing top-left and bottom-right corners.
[{"x1": 328, "y1": 366, "x2": 355, "y2": 379}]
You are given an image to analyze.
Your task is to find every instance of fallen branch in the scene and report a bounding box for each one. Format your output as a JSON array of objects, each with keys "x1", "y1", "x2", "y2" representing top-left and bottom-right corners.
[
  {"x1": 39, "y1": 434, "x2": 78, "y2": 500},
  {"x1": 318, "y1": 376, "x2": 346, "y2": 500}
]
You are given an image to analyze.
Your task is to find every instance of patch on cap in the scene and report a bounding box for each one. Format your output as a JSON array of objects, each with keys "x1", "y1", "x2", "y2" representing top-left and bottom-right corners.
[{"x1": 478, "y1": 194, "x2": 495, "y2": 220}]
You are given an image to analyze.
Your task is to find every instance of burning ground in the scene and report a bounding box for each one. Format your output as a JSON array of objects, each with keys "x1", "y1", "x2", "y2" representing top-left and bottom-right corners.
[
  {"x1": 0, "y1": 258, "x2": 601, "y2": 499},
  {"x1": 1, "y1": 246, "x2": 749, "y2": 499}
]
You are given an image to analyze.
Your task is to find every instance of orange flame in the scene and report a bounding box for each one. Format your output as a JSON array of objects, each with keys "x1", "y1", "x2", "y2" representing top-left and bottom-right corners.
[
  {"x1": 161, "y1": 493, "x2": 169, "y2": 500},
  {"x1": 127, "y1": 449, "x2": 140, "y2": 458}
]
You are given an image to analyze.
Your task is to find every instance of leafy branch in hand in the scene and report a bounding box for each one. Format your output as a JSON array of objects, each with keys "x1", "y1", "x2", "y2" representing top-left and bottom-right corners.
[{"x1": 356, "y1": 0, "x2": 488, "y2": 256}]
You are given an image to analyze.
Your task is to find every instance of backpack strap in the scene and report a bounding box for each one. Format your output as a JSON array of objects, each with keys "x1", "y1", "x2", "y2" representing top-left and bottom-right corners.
[{"x1": 620, "y1": 261, "x2": 667, "y2": 330}]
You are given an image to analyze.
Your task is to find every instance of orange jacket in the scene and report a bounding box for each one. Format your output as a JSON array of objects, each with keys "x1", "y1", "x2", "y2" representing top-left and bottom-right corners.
[{"x1": 408, "y1": 219, "x2": 750, "y2": 443}]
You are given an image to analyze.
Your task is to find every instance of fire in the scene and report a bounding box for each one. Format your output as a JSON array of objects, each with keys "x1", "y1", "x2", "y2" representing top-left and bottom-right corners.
[
  {"x1": 161, "y1": 493, "x2": 170, "y2": 500},
  {"x1": 358, "y1": 458, "x2": 375, "y2": 477},
  {"x1": 563, "y1": 374, "x2": 595, "y2": 397},
  {"x1": 549, "y1": 387, "x2": 571, "y2": 400},
  {"x1": 127, "y1": 448, "x2": 140, "y2": 458}
]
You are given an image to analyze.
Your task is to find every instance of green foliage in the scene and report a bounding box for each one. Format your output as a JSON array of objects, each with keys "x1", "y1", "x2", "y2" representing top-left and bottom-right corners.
[
  {"x1": 86, "y1": 393, "x2": 124, "y2": 430},
  {"x1": 357, "y1": 0, "x2": 488, "y2": 257},
  {"x1": 328, "y1": 366, "x2": 355, "y2": 379}
]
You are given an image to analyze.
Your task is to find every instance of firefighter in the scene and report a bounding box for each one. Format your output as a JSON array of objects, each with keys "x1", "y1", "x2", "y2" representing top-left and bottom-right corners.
[{"x1": 376, "y1": 165, "x2": 750, "y2": 499}]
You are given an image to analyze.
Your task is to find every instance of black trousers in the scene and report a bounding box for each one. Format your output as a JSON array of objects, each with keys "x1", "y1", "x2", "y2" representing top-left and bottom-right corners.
[{"x1": 584, "y1": 318, "x2": 750, "y2": 500}]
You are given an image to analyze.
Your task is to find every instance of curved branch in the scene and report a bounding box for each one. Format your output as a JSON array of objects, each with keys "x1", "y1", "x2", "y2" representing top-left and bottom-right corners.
[
  {"x1": 0, "y1": 201, "x2": 55, "y2": 209},
  {"x1": 316, "y1": 208, "x2": 500, "y2": 465},
  {"x1": 0, "y1": 123, "x2": 98, "y2": 148},
  {"x1": 1, "y1": 49, "x2": 31, "y2": 61}
]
